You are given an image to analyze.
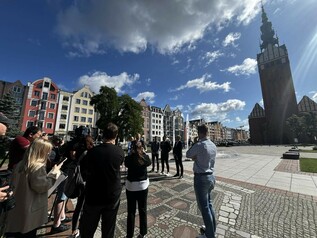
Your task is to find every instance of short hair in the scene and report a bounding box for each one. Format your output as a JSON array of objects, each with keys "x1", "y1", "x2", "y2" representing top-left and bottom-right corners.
[
  {"x1": 23, "y1": 126, "x2": 41, "y2": 137},
  {"x1": 176, "y1": 135, "x2": 181, "y2": 140},
  {"x1": 197, "y1": 124, "x2": 208, "y2": 135},
  {"x1": 103, "y1": 123, "x2": 118, "y2": 140}
]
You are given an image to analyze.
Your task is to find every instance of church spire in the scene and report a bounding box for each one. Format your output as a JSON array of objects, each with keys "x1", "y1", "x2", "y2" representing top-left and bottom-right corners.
[{"x1": 260, "y1": 4, "x2": 279, "y2": 51}]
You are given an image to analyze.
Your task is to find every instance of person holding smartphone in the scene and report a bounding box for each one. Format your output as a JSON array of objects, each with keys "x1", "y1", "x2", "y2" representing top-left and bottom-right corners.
[{"x1": 5, "y1": 138, "x2": 64, "y2": 238}]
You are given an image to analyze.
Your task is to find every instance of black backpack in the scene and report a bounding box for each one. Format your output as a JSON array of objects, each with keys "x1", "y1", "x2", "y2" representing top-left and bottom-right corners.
[{"x1": 64, "y1": 153, "x2": 85, "y2": 199}]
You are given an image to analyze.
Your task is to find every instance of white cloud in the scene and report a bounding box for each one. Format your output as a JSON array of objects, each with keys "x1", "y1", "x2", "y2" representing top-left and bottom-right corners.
[
  {"x1": 190, "y1": 99, "x2": 246, "y2": 122},
  {"x1": 204, "y1": 50, "x2": 224, "y2": 65},
  {"x1": 134, "y1": 91, "x2": 156, "y2": 104},
  {"x1": 312, "y1": 92, "x2": 317, "y2": 102},
  {"x1": 175, "y1": 74, "x2": 231, "y2": 93},
  {"x1": 55, "y1": 0, "x2": 261, "y2": 56},
  {"x1": 78, "y1": 71, "x2": 139, "y2": 94},
  {"x1": 222, "y1": 32, "x2": 241, "y2": 47},
  {"x1": 169, "y1": 95, "x2": 179, "y2": 101},
  {"x1": 224, "y1": 58, "x2": 257, "y2": 76}
]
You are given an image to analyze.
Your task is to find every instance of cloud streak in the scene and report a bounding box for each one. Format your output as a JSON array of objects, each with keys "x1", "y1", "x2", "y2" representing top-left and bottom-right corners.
[
  {"x1": 78, "y1": 71, "x2": 139, "y2": 94},
  {"x1": 189, "y1": 99, "x2": 246, "y2": 121},
  {"x1": 174, "y1": 74, "x2": 231, "y2": 93},
  {"x1": 224, "y1": 58, "x2": 257, "y2": 76}
]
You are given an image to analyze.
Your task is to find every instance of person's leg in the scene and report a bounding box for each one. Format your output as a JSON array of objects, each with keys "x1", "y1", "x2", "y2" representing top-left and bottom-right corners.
[
  {"x1": 174, "y1": 157, "x2": 179, "y2": 176},
  {"x1": 52, "y1": 181, "x2": 69, "y2": 231},
  {"x1": 137, "y1": 189, "x2": 148, "y2": 236},
  {"x1": 72, "y1": 193, "x2": 85, "y2": 234},
  {"x1": 100, "y1": 200, "x2": 120, "y2": 238},
  {"x1": 155, "y1": 153, "x2": 159, "y2": 172},
  {"x1": 179, "y1": 158, "x2": 184, "y2": 177},
  {"x1": 166, "y1": 154, "x2": 170, "y2": 173},
  {"x1": 161, "y1": 155, "x2": 165, "y2": 173},
  {"x1": 80, "y1": 203, "x2": 102, "y2": 238},
  {"x1": 151, "y1": 153, "x2": 155, "y2": 171},
  {"x1": 194, "y1": 174, "x2": 216, "y2": 238},
  {"x1": 126, "y1": 190, "x2": 137, "y2": 238}
]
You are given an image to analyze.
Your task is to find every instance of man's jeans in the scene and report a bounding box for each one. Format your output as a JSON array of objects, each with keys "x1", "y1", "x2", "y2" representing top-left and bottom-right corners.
[{"x1": 194, "y1": 174, "x2": 216, "y2": 238}]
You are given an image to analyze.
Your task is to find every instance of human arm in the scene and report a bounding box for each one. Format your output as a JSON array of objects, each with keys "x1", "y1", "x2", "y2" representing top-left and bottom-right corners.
[
  {"x1": 29, "y1": 163, "x2": 62, "y2": 194},
  {"x1": 186, "y1": 142, "x2": 199, "y2": 160}
]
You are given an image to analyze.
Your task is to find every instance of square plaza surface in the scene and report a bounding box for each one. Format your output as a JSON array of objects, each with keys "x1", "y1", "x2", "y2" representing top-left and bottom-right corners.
[{"x1": 41, "y1": 145, "x2": 317, "y2": 238}]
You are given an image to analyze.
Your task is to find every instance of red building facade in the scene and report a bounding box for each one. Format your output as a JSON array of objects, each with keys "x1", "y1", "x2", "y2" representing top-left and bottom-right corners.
[{"x1": 21, "y1": 77, "x2": 59, "y2": 134}]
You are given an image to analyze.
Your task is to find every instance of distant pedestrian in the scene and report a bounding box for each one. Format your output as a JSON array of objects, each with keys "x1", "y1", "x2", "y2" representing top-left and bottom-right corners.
[
  {"x1": 79, "y1": 123, "x2": 124, "y2": 238},
  {"x1": 150, "y1": 136, "x2": 160, "y2": 172},
  {"x1": 124, "y1": 141, "x2": 151, "y2": 238},
  {"x1": 160, "y1": 136, "x2": 172, "y2": 175},
  {"x1": 173, "y1": 135, "x2": 183, "y2": 179},
  {"x1": 127, "y1": 136, "x2": 134, "y2": 156},
  {"x1": 186, "y1": 124, "x2": 217, "y2": 238}
]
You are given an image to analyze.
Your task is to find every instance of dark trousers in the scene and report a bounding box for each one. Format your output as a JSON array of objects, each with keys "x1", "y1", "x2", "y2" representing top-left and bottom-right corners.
[
  {"x1": 174, "y1": 156, "x2": 183, "y2": 176},
  {"x1": 80, "y1": 200, "x2": 120, "y2": 238},
  {"x1": 126, "y1": 189, "x2": 148, "y2": 238},
  {"x1": 151, "y1": 153, "x2": 159, "y2": 171},
  {"x1": 72, "y1": 192, "x2": 85, "y2": 232},
  {"x1": 161, "y1": 154, "x2": 169, "y2": 173}
]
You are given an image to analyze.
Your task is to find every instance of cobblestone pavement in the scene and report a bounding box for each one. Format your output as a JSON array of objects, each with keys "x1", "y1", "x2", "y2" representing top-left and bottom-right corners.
[
  {"x1": 88, "y1": 168, "x2": 317, "y2": 238},
  {"x1": 41, "y1": 146, "x2": 317, "y2": 238}
]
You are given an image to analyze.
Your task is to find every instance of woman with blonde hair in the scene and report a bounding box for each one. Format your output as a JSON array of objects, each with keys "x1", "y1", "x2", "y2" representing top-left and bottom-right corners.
[{"x1": 5, "y1": 138, "x2": 64, "y2": 238}]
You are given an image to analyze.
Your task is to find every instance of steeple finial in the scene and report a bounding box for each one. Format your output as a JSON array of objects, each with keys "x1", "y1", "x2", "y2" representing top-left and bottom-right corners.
[{"x1": 260, "y1": 4, "x2": 279, "y2": 51}]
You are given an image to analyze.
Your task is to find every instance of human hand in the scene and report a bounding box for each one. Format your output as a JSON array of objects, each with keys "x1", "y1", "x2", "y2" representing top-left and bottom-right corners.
[
  {"x1": 51, "y1": 158, "x2": 67, "y2": 173},
  {"x1": 0, "y1": 185, "x2": 13, "y2": 202}
]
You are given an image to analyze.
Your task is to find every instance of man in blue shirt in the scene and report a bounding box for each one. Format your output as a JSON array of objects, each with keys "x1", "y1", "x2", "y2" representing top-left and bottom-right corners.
[{"x1": 186, "y1": 124, "x2": 217, "y2": 238}]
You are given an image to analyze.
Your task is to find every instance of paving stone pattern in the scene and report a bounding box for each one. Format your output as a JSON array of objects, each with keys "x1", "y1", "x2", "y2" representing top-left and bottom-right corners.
[
  {"x1": 41, "y1": 146, "x2": 317, "y2": 238},
  {"x1": 98, "y1": 172, "x2": 317, "y2": 238}
]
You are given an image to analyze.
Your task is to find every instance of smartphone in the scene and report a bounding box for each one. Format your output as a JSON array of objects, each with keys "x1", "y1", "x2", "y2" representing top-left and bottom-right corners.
[{"x1": 58, "y1": 158, "x2": 68, "y2": 165}]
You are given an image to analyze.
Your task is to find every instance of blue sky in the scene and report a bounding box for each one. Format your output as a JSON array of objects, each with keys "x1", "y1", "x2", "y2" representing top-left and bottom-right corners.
[{"x1": 1, "y1": 0, "x2": 316, "y2": 130}]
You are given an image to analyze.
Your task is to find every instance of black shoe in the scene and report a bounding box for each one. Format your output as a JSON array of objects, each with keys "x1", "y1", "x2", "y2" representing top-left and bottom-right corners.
[
  {"x1": 179, "y1": 175, "x2": 183, "y2": 179},
  {"x1": 51, "y1": 224, "x2": 70, "y2": 234},
  {"x1": 173, "y1": 174, "x2": 179, "y2": 177},
  {"x1": 61, "y1": 216, "x2": 72, "y2": 223}
]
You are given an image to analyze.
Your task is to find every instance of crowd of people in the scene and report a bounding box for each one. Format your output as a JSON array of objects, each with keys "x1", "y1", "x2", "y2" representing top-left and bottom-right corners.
[{"x1": 0, "y1": 111, "x2": 217, "y2": 238}]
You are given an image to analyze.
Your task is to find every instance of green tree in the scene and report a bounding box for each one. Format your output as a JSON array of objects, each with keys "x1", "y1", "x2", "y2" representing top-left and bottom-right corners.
[
  {"x1": 0, "y1": 92, "x2": 22, "y2": 137},
  {"x1": 286, "y1": 114, "x2": 304, "y2": 143},
  {"x1": 90, "y1": 86, "x2": 144, "y2": 141},
  {"x1": 90, "y1": 86, "x2": 120, "y2": 129},
  {"x1": 117, "y1": 94, "x2": 144, "y2": 141},
  {"x1": 301, "y1": 112, "x2": 317, "y2": 143}
]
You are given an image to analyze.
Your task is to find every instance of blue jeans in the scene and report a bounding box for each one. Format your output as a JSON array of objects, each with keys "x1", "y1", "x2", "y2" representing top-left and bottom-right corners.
[{"x1": 194, "y1": 174, "x2": 216, "y2": 238}]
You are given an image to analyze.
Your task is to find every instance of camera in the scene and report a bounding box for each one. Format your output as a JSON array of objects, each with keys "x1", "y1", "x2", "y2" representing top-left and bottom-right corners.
[{"x1": 0, "y1": 170, "x2": 15, "y2": 213}]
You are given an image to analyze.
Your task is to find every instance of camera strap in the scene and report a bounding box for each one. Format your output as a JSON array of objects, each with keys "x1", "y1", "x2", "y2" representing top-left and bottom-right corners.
[{"x1": 0, "y1": 153, "x2": 9, "y2": 169}]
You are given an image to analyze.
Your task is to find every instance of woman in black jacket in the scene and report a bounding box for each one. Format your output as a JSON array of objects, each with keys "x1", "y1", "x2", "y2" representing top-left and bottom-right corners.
[{"x1": 124, "y1": 141, "x2": 151, "y2": 238}]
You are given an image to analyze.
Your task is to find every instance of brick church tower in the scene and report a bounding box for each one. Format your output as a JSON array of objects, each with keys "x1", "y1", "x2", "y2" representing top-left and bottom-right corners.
[{"x1": 249, "y1": 5, "x2": 298, "y2": 144}]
